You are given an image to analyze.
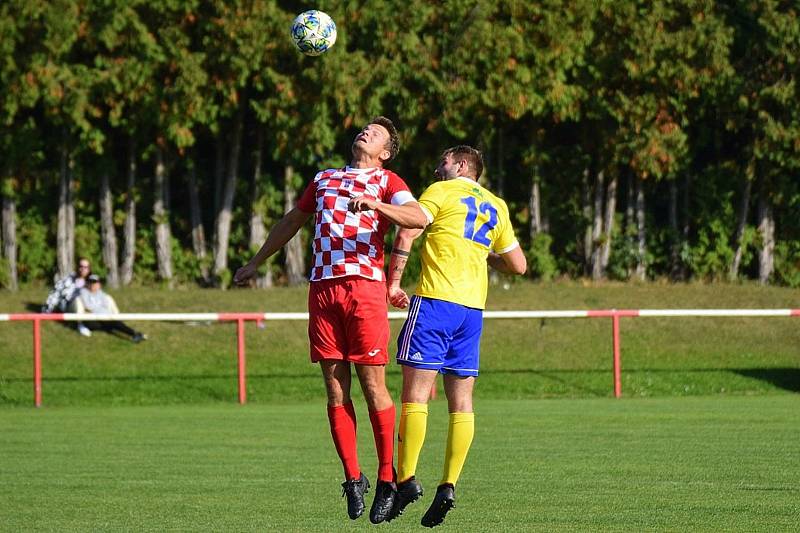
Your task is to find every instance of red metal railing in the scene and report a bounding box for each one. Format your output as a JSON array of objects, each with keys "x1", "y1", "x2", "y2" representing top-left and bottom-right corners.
[{"x1": 2, "y1": 309, "x2": 797, "y2": 407}]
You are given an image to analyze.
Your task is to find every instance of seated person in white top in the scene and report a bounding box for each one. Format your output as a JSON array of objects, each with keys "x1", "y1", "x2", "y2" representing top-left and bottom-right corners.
[{"x1": 78, "y1": 275, "x2": 146, "y2": 343}]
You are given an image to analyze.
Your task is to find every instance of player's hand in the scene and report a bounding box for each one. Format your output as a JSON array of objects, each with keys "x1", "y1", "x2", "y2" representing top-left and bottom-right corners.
[
  {"x1": 387, "y1": 285, "x2": 409, "y2": 309},
  {"x1": 348, "y1": 195, "x2": 380, "y2": 213},
  {"x1": 233, "y1": 263, "x2": 257, "y2": 286}
]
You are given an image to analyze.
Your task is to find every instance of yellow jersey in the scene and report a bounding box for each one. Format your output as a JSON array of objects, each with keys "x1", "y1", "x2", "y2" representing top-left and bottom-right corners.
[{"x1": 415, "y1": 177, "x2": 519, "y2": 309}]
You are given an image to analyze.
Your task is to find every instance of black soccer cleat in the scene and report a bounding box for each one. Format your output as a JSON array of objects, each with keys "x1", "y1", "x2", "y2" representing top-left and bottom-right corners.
[
  {"x1": 369, "y1": 480, "x2": 397, "y2": 524},
  {"x1": 421, "y1": 483, "x2": 455, "y2": 528},
  {"x1": 341, "y1": 473, "x2": 370, "y2": 520},
  {"x1": 386, "y1": 476, "x2": 424, "y2": 522}
]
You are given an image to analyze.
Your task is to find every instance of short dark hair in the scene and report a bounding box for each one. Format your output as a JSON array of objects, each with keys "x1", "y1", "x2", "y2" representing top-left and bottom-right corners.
[
  {"x1": 442, "y1": 145, "x2": 484, "y2": 179},
  {"x1": 370, "y1": 116, "x2": 399, "y2": 162}
]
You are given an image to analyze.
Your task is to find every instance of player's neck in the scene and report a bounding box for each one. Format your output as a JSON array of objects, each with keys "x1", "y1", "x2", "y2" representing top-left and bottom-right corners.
[{"x1": 350, "y1": 153, "x2": 383, "y2": 170}]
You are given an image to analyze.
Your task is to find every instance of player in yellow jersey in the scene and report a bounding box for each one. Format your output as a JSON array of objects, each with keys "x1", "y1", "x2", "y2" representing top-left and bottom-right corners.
[{"x1": 384, "y1": 145, "x2": 527, "y2": 527}]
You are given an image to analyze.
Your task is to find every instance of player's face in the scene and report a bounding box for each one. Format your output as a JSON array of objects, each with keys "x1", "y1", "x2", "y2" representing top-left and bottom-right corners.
[
  {"x1": 434, "y1": 154, "x2": 461, "y2": 180},
  {"x1": 352, "y1": 123, "x2": 391, "y2": 160}
]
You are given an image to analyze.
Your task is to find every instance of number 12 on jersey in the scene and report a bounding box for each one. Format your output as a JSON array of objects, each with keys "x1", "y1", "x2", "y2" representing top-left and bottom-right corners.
[{"x1": 460, "y1": 196, "x2": 498, "y2": 246}]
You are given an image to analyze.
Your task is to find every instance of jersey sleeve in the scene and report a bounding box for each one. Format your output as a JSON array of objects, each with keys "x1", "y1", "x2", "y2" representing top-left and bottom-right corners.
[
  {"x1": 296, "y1": 173, "x2": 320, "y2": 213},
  {"x1": 417, "y1": 182, "x2": 446, "y2": 225},
  {"x1": 491, "y1": 200, "x2": 519, "y2": 253},
  {"x1": 383, "y1": 171, "x2": 416, "y2": 205}
]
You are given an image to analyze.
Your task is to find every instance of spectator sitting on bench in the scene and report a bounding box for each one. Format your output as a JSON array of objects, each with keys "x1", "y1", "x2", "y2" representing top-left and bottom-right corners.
[{"x1": 78, "y1": 274, "x2": 147, "y2": 343}]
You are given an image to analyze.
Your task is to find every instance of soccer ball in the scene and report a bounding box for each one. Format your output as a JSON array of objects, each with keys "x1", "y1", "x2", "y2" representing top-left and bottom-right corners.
[{"x1": 291, "y1": 10, "x2": 337, "y2": 56}]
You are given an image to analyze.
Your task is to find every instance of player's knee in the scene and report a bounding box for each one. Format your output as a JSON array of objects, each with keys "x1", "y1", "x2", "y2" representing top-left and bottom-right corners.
[{"x1": 361, "y1": 381, "x2": 392, "y2": 410}]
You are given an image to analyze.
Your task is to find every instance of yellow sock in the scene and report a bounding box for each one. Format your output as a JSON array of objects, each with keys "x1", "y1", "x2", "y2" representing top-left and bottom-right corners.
[
  {"x1": 440, "y1": 412, "x2": 475, "y2": 486},
  {"x1": 397, "y1": 402, "x2": 428, "y2": 482}
]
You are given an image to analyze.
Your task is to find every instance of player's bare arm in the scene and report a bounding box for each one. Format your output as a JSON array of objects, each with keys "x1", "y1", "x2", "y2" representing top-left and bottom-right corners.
[
  {"x1": 387, "y1": 227, "x2": 425, "y2": 308},
  {"x1": 347, "y1": 197, "x2": 428, "y2": 229},
  {"x1": 487, "y1": 246, "x2": 527, "y2": 275},
  {"x1": 234, "y1": 207, "x2": 312, "y2": 285}
]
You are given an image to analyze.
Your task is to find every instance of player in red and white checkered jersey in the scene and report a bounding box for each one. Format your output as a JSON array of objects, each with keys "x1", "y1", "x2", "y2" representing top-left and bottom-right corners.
[
  {"x1": 234, "y1": 116, "x2": 428, "y2": 524},
  {"x1": 298, "y1": 163, "x2": 415, "y2": 281}
]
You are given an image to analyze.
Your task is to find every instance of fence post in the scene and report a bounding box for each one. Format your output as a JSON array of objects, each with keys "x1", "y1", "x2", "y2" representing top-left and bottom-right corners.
[
  {"x1": 33, "y1": 318, "x2": 42, "y2": 408},
  {"x1": 612, "y1": 313, "x2": 621, "y2": 398},
  {"x1": 237, "y1": 318, "x2": 246, "y2": 405}
]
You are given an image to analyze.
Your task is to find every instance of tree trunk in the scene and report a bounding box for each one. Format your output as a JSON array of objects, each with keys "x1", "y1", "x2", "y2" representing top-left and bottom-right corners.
[
  {"x1": 625, "y1": 171, "x2": 635, "y2": 231},
  {"x1": 67, "y1": 157, "x2": 75, "y2": 272},
  {"x1": 187, "y1": 156, "x2": 209, "y2": 284},
  {"x1": 581, "y1": 167, "x2": 592, "y2": 276},
  {"x1": 529, "y1": 167, "x2": 542, "y2": 239},
  {"x1": 213, "y1": 135, "x2": 225, "y2": 231},
  {"x1": 757, "y1": 189, "x2": 774, "y2": 285},
  {"x1": 668, "y1": 179, "x2": 680, "y2": 280},
  {"x1": 153, "y1": 146, "x2": 173, "y2": 285},
  {"x1": 599, "y1": 170, "x2": 618, "y2": 274},
  {"x1": 634, "y1": 176, "x2": 647, "y2": 281},
  {"x1": 1, "y1": 189, "x2": 18, "y2": 290},
  {"x1": 283, "y1": 164, "x2": 306, "y2": 286},
  {"x1": 729, "y1": 177, "x2": 752, "y2": 281},
  {"x1": 119, "y1": 139, "x2": 137, "y2": 286},
  {"x1": 213, "y1": 108, "x2": 244, "y2": 285},
  {"x1": 590, "y1": 169, "x2": 604, "y2": 280},
  {"x1": 99, "y1": 171, "x2": 120, "y2": 288},
  {"x1": 57, "y1": 145, "x2": 75, "y2": 278},
  {"x1": 250, "y1": 127, "x2": 271, "y2": 288}
]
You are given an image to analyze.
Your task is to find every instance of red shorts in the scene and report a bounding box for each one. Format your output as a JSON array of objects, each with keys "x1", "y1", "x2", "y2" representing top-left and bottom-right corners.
[{"x1": 308, "y1": 276, "x2": 390, "y2": 365}]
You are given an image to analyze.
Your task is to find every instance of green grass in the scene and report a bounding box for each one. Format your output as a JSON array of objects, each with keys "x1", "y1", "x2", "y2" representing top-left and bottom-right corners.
[
  {"x1": 1, "y1": 396, "x2": 798, "y2": 531},
  {"x1": 1, "y1": 282, "x2": 799, "y2": 406},
  {"x1": 1, "y1": 282, "x2": 798, "y2": 530}
]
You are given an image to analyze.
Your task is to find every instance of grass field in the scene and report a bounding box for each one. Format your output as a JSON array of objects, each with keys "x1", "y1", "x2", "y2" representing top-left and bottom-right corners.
[
  {"x1": 1, "y1": 396, "x2": 798, "y2": 531},
  {"x1": 1, "y1": 282, "x2": 799, "y2": 530}
]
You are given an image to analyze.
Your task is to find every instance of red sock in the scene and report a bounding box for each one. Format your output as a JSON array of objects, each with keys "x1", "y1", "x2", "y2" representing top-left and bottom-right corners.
[
  {"x1": 369, "y1": 404, "x2": 396, "y2": 482},
  {"x1": 327, "y1": 401, "x2": 360, "y2": 480}
]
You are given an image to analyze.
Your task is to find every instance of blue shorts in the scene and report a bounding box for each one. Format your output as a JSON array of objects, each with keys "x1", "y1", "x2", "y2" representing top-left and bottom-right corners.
[{"x1": 396, "y1": 296, "x2": 483, "y2": 377}]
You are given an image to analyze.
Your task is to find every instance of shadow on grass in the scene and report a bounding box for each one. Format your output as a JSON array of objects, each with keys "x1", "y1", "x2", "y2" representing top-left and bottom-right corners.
[
  {"x1": 481, "y1": 368, "x2": 609, "y2": 396},
  {"x1": 24, "y1": 301, "x2": 79, "y2": 334},
  {"x1": 732, "y1": 368, "x2": 800, "y2": 393},
  {"x1": 481, "y1": 367, "x2": 800, "y2": 394},
  {"x1": 5, "y1": 368, "x2": 799, "y2": 393}
]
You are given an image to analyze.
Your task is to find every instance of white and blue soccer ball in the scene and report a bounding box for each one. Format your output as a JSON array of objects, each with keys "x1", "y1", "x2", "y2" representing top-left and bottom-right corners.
[{"x1": 291, "y1": 10, "x2": 337, "y2": 56}]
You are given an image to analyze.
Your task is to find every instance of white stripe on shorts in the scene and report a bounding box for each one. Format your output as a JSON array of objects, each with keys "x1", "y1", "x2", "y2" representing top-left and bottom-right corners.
[{"x1": 398, "y1": 296, "x2": 422, "y2": 361}]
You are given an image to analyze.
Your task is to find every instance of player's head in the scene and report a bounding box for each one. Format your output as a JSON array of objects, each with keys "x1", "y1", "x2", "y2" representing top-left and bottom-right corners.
[
  {"x1": 435, "y1": 145, "x2": 484, "y2": 181},
  {"x1": 77, "y1": 257, "x2": 91, "y2": 278},
  {"x1": 87, "y1": 274, "x2": 101, "y2": 291},
  {"x1": 352, "y1": 116, "x2": 399, "y2": 166}
]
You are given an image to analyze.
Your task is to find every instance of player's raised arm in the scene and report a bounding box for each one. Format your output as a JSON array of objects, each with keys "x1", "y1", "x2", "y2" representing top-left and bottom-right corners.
[
  {"x1": 348, "y1": 197, "x2": 428, "y2": 229},
  {"x1": 233, "y1": 207, "x2": 312, "y2": 285}
]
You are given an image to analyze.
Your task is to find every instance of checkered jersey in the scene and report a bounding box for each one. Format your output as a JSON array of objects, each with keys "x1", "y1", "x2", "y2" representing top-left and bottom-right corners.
[{"x1": 297, "y1": 166, "x2": 416, "y2": 282}]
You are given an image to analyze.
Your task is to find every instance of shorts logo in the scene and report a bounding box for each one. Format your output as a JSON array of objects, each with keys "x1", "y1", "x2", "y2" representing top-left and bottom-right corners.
[
  {"x1": 410, "y1": 352, "x2": 423, "y2": 361},
  {"x1": 368, "y1": 349, "x2": 381, "y2": 357}
]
